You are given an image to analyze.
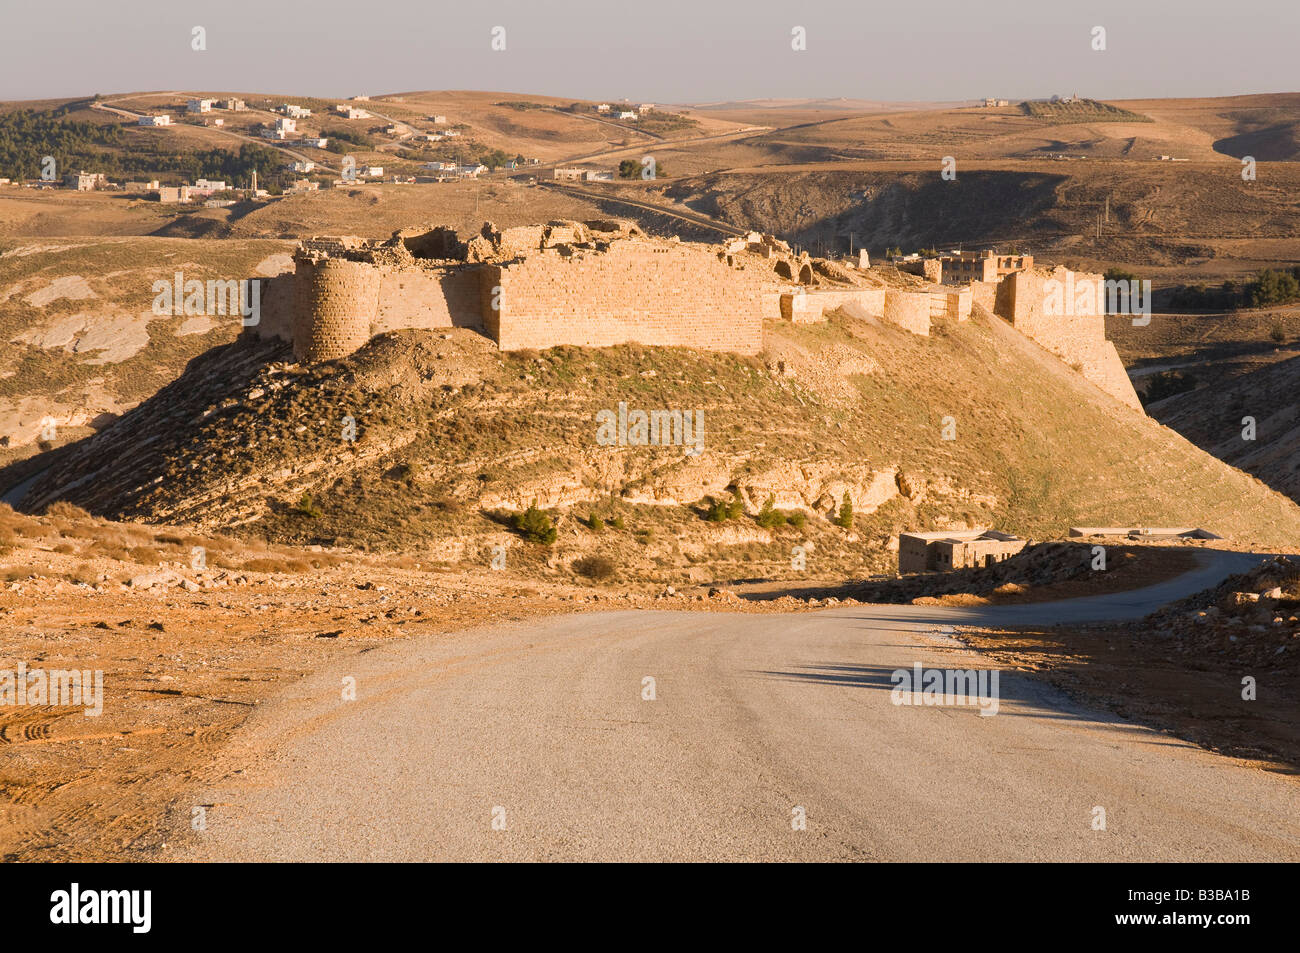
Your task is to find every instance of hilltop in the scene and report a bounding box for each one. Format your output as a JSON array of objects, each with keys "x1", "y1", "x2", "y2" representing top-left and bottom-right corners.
[{"x1": 9, "y1": 302, "x2": 1300, "y2": 591}]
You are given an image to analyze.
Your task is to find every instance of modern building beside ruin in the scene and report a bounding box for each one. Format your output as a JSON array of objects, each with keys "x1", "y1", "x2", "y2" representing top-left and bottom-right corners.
[
  {"x1": 898, "y1": 530, "x2": 1028, "y2": 573},
  {"x1": 249, "y1": 220, "x2": 1140, "y2": 410}
]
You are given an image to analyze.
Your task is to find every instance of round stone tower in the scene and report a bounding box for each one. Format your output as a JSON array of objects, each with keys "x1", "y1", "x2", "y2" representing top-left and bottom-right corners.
[{"x1": 292, "y1": 257, "x2": 380, "y2": 362}]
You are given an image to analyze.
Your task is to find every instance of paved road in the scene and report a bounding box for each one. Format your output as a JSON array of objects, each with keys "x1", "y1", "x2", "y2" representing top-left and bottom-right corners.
[{"x1": 184, "y1": 549, "x2": 1300, "y2": 861}]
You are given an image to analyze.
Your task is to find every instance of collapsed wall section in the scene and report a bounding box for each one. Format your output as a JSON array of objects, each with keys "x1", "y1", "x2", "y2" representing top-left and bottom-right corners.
[{"x1": 484, "y1": 241, "x2": 769, "y2": 354}]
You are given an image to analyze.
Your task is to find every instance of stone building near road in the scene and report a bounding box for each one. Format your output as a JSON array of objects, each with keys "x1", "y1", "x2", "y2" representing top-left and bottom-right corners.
[{"x1": 898, "y1": 530, "x2": 1027, "y2": 573}]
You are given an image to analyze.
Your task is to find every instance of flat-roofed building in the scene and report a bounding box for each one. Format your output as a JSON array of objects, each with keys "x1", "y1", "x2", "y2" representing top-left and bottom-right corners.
[{"x1": 898, "y1": 530, "x2": 1027, "y2": 573}]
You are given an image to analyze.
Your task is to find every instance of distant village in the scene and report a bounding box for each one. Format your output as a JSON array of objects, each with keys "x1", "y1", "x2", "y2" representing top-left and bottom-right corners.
[{"x1": 0, "y1": 93, "x2": 671, "y2": 204}]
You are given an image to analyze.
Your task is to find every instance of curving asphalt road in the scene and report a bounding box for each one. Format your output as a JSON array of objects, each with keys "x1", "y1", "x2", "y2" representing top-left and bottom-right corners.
[{"x1": 183, "y1": 548, "x2": 1300, "y2": 862}]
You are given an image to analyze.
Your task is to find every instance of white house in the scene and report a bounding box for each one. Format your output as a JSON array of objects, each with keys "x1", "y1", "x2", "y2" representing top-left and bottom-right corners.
[
  {"x1": 304, "y1": 137, "x2": 328, "y2": 148},
  {"x1": 595, "y1": 103, "x2": 611, "y2": 112},
  {"x1": 422, "y1": 133, "x2": 444, "y2": 142},
  {"x1": 442, "y1": 129, "x2": 460, "y2": 138},
  {"x1": 187, "y1": 98, "x2": 214, "y2": 114},
  {"x1": 362, "y1": 166, "x2": 384, "y2": 178},
  {"x1": 430, "y1": 115, "x2": 448, "y2": 124},
  {"x1": 280, "y1": 103, "x2": 312, "y2": 119},
  {"x1": 618, "y1": 110, "x2": 637, "y2": 120},
  {"x1": 335, "y1": 105, "x2": 370, "y2": 120},
  {"x1": 423, "y1": 161, "x2": 454, "y2": 171},
  {"x1": 138, "y1": 114, "x2": 171, "y2": 127},
  {"x1": 292, "y1": 160, "x2": 316, "y2": 173}
]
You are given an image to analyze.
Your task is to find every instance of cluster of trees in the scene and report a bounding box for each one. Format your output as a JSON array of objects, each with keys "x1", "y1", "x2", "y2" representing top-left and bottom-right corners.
[
  {"x1": 322, "y1": 127, "x2": 374, "y2": 152},
  {"x1": 0, "y1": 107, "x2": 286, "y2": 188},
  {"x1": 0, "y1": 107, "x2": 124, "y2": 178},
  {"x1": 399, "y1": 140, "x2": 518, "y2": 171},
  {"x1": 1169, "y1": 268, "x2": 1300, "y2": 311}
]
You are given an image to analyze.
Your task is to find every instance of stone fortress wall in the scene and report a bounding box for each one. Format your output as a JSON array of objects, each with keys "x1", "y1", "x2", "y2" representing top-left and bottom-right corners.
[
  {"x1": 252, "y1": 220, "x2": 1140, "y2": 408},
  {"x1": 1001, "y1": 267, "x2": 1141, "y2": 408}
]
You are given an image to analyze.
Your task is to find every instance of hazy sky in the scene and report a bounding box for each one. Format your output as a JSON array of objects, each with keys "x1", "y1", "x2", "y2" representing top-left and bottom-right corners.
[{"x1": 1, "y1": 0, "x2": 1296, "y2": 104}]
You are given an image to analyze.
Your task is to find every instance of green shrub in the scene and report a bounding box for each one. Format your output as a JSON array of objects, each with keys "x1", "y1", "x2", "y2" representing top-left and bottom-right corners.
[
  {"x1": 833, "y1": 492, "x2": 854, "y2": 529},
  {"x1": 788, "y1": 511, "x2": 807, "y2": 529},
  {"x1": 293, "y1": 492, "x2": 323, "y2": 519},
  {"x1": 583, "y1": 513, "x2": 605, "y2": 532},
  {"x1": 704, "y1": 496, "x2": 746, "y2": 521},
  {"x1": 756, "y1": 495, "x2": 786, "y2": 529},
  {"x1": 514, "y1": 504, "x2": 557, "y2": 544}
]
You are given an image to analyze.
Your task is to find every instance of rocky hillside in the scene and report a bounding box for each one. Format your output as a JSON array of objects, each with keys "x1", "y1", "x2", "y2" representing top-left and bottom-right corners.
[
  {"x1": 0, "y1": 236, "x2": 294, "y2": 459},
  {"x1": 7, "y1": 304, "x2": 1300, "y2": 586},
  {"x1": 1151, "y1": 352, "x2": 1300, "y2": 505},
  {"x1": 658, "y1": 165, "x2": 1300, "y2": 266}
]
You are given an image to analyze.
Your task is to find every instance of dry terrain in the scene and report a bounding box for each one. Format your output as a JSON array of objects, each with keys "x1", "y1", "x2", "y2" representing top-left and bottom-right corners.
[{"x1": 3, "y1": 88, "x2": 1300, "y2": 862}]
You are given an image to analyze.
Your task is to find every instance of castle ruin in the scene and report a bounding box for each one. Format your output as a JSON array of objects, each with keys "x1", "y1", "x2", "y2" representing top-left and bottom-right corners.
[{"x1": 250, "y1": 220, "x2": 1139, "y2": 409}]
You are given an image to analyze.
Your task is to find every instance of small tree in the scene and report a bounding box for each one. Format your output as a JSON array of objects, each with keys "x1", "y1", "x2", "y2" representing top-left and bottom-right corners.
[
  {"x1": 584, "y1": 513, "x2": 605, "y2": 532},
  {"x1": 756, "y1": 495, "x2": 786, "y2": 529},
  {"x1": 833, "y1": 492, "x2": 853, "y2": 529},
  {"x1": 514, "y1": 504, "x2": 557, "y2": 544},
  {"x1": 788, "y1": 510, "x2": 807, "y2": 529}
]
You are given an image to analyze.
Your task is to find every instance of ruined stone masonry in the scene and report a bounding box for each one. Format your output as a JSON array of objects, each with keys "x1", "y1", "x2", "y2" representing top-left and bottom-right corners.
[{"x1": 251, "y1": 221, "x2": 1139, "y2": 408}]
